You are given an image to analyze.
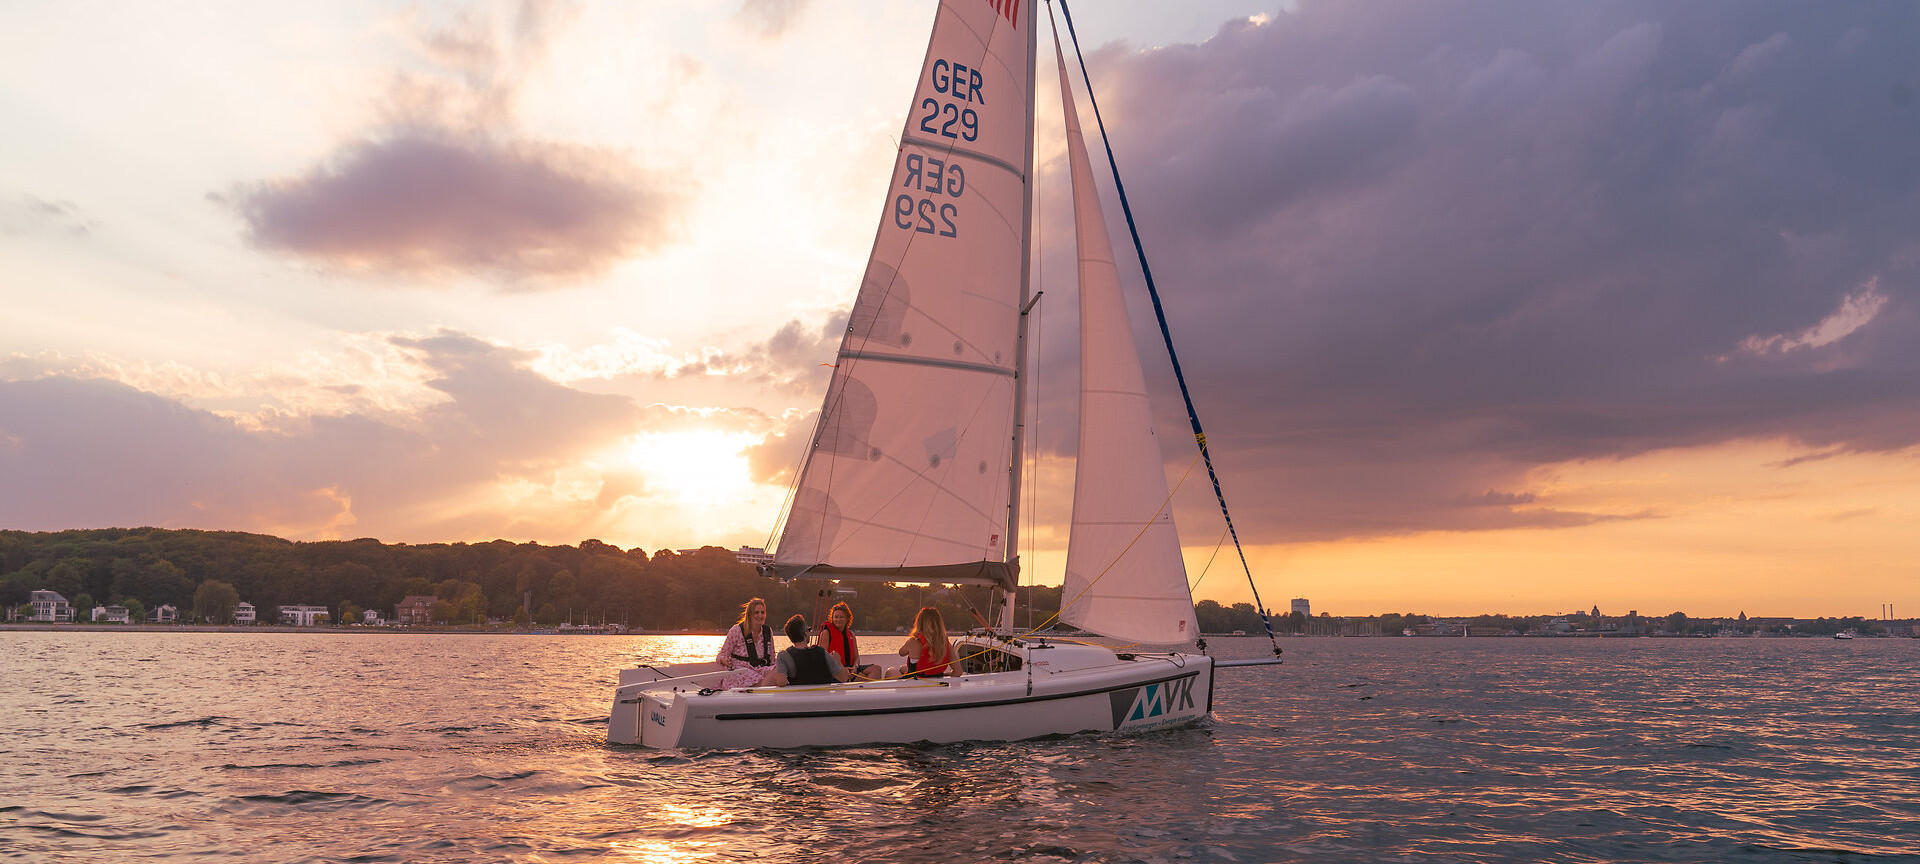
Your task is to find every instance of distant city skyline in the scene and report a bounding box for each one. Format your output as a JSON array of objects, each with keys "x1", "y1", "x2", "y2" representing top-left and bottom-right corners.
[{"x1": 4, "y1": 2, "x2": 1917, "y2": 617}]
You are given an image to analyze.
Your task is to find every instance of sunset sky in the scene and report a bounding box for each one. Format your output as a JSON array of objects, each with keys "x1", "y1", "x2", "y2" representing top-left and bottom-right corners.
[{"x1": 4, "y1": 1, "x2": 1916, "y2": 618}]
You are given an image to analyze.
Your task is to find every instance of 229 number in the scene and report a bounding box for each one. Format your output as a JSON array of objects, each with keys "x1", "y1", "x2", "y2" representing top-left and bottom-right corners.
[
  {"x1": 918, "y1": 99, "x2": 979, "y2": 142},
  {"x1": 895, "y1": 195, "x2": 958, "y2": 237}
]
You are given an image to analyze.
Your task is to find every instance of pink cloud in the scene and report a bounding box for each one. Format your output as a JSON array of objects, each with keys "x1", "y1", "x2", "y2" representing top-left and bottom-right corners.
[{"x1": 235, "y1": 134, "x2": 679, "y2": 284}]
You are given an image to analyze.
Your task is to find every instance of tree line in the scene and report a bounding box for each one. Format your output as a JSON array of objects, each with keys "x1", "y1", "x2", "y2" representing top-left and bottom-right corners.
[
  {"x1": 0, "y1": 528, "x2": 1073, "y2": 632},
  {"x1": 8, "y1": 529, "x2": 1875, "y2": 637}
]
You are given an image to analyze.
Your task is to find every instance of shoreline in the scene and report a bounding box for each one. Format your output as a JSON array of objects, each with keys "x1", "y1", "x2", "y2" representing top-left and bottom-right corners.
[
  {"x1": 0, "y1": 623, "x2": 720, "y2": 636},
  {"x1": 1, "y1": 623, "x2": 1898, "y2": 639}
]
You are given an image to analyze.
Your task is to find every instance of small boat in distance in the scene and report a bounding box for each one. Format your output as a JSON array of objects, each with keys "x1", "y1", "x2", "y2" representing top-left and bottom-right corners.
[
  {"x1": 608, "y1": 0, "x2": 1280, "y2": 749},
  {"x1": 1834, "y1": 631, "x2": 1856, "y2": 640}
]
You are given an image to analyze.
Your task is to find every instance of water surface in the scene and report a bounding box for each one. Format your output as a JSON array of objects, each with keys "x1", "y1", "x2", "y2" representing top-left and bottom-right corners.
[{"x1": 3, "y1": 632, "x2": 1916, "y2": 862}]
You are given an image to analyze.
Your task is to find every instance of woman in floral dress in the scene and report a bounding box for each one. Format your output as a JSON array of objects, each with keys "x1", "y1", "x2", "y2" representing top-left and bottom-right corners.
[{"x1": 715, "y1": 597, "x2": 785, "y2": 689}]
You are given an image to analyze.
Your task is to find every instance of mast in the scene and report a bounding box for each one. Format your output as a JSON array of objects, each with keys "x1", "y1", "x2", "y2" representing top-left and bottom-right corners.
[{"x1": 998, "y1": 0, "x2": 1039, "y2": 634}]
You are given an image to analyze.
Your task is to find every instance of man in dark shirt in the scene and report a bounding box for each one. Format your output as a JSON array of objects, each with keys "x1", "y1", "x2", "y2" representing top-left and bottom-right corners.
[{"x1": 776, "y1": 614, "x2": 850, "y2": 685}]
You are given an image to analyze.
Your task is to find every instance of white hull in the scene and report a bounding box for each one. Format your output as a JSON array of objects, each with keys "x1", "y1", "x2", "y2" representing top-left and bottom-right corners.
[{"x1": 608, "y1": 639, "x2": 1213, "y2": 749}]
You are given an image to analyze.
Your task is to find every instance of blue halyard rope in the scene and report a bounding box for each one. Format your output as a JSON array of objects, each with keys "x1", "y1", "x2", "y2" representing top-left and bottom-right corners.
[{"x1": 1053, "y1": 0, "x2": 1280, "y2": 657}]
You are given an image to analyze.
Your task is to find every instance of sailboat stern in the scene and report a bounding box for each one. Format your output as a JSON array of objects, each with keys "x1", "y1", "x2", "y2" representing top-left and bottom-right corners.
[{"x1": 610, "y1": 688, "x2": 691, "y2": 747}]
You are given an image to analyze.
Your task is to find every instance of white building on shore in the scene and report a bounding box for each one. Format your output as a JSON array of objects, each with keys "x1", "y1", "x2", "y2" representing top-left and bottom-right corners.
[
  {"x1": 735, "y1": 546, "x2": 774, "y2": 567},
  {"x1": 234, "y1": 602, "x2": 257, "y2": 625},
  {"x1": 91, "y1": 604, "x2": 131, "y2": 623},
  {"x1": 29, "y1": 590, "x2": 74, "y2": 623},
  {"x1": 279, "y1": 605, "x2": 330, "y2": 626}
]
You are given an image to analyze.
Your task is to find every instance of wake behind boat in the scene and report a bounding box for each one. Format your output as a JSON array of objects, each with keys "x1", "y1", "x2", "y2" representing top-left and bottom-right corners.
[{"x1": 608, "y1": 0, "x2": 1280, "y2": 749}]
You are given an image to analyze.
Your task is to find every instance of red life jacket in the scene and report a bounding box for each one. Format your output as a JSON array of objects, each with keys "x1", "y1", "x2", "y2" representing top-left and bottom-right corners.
[
  {"x1": 909, "y1": 634, "x2": 951, "y2": 677},
  {"x1": 819, "y1": 622, "x2": 858, "y2": 667}
]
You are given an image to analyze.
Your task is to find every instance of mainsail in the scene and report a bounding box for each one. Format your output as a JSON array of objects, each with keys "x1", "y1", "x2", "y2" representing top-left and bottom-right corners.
[
  {"x1": 772, "y1": 0, "x2": 1035, "y2": 590},
  {"x1": 1053, "y1": 33, "x2": 1200, "y2": 645}
]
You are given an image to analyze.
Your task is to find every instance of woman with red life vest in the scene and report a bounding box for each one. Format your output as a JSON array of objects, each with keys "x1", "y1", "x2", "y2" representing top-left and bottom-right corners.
[
  {"x1": 897, "y1": 606, "x2": 956, "y2": 678},
  {"x1": 715, "y1": 597, "x2": 787, "y2": 689},
  {"x1": 816, "y1": 602, "x2": 884, "y2": 680}
]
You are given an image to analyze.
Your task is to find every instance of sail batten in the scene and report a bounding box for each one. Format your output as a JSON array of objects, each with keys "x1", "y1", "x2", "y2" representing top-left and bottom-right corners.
[
  {"x1": 898, "y1": 136, "x2": 1027, "y2": 178},
  {"x1": 837, "y1": 351, "x2": 1016, "y2": 378}
]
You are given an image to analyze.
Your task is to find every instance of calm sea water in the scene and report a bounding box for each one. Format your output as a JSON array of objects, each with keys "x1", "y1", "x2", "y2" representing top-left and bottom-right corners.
[{"x1": 3, "y1": 632, "x2": 1916, "y2": 863}]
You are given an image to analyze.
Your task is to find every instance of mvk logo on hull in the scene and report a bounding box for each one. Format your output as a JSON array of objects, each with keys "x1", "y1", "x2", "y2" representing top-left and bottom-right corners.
[{"x1": 1108, "y1": 676, "x2": 1197, "y2": 729}]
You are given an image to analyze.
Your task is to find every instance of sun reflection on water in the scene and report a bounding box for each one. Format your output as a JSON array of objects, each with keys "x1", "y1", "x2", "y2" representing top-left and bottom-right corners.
[
  {"x1": 636, "y1": 634, "x2": 728, "y2": 665},
  {"x1": 658, "y1": 802, "x2": 734, "y2": 829},
  {"x1": 610, "y1": 839, "x2": 728, "y2": 862}
]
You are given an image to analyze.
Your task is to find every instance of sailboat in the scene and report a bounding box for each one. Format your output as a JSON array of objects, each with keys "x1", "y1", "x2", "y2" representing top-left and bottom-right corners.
[{"x1": 608, "y1": 0, "x2": 1278, "y2": 749}]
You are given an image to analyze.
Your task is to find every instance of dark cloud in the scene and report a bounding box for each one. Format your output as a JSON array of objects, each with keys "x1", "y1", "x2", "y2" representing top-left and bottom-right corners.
[
  {"x1": 0, "y1": 333, "x2": 639, "y2": 539},
  {"x1": 1037, "y1": 0, "x2": 1920, "y2": 542},
  {"x1": 229, "y1": 0, "x2": 683, "y2": 286},
  {"x1": 235, "y1": 134, "x2": 680, "y2": 283}
]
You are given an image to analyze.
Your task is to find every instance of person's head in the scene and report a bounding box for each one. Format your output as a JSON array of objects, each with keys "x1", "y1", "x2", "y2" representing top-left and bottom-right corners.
[
  {"x1": 784, "y1": 614, "x2": 809, "y2": 645},
  {"x1": 829, "y1": 602, "x2": 852, "y2": 630},
  {"x1": 910, "y1": 606, "x2": 946, "y2": 641},
  {"x1": 736, "y1": 597, "x2": 768, "y2": 630}
]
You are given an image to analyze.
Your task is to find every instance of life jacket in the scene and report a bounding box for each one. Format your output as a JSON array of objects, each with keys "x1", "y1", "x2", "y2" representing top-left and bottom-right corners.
[
  {"x1": 730, "y1": 624, "x2": 773, "y2": 667},
  {"x1": 818, "y1": 622, "x2": 858, "y2": 667},
  {"x1": 784, "y1": 645, "x2": 835, "y2": 686},
  {"x1": 908, "y1": 634, "x2": 951, "y2": 678}
]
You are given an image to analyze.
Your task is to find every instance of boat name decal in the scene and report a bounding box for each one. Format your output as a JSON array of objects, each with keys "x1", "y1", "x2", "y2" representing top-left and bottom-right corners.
[{"x1": 1108, "y1": 676, "x2": 1197, "y2": 729}]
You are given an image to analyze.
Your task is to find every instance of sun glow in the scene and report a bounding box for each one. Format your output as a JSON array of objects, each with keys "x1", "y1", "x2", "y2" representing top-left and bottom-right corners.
[{"x1": 626, "y1": 429, "x2": 759, "y2": 505}]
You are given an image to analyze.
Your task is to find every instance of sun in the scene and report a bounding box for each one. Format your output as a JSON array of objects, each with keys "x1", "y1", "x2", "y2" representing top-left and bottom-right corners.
[{"x1": 626, "y1": 429, "x2": 759, "y2": 505}]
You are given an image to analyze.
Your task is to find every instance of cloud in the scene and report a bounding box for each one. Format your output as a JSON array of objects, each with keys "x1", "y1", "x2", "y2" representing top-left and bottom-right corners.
[
  {"x1": 1045, "y1": 0, "x2": 1920, "y2": 542},
  {"x1": 390, "y1": 329, "x2": 638, "y2": 462},
  {"x1": 732, "y1": 0, "x2": 811, "y2": 40},
  {"x1": 2, "y1": 194, "x2": 95, "y2": 237},
  {"x1": 0, "y1": 332, "x2": 653, "y2": 542},
  {"x1": 1728, "y1": 278, "x2": 1888, "y2": 358},
  {"x1": 234, "y1": 134, "x2": 679, "y2": 283},
  {"x1": 229, "y1": 0, "x2": 683, "y2": 286}
]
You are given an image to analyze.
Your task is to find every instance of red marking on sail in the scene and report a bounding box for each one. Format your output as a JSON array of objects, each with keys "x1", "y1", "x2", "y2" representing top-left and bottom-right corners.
[{"x1": 985, "y1": 0, "x2": 1019, "y2": 25}]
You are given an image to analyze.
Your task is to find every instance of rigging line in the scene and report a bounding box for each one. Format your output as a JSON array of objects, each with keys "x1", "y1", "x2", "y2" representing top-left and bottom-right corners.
[
  {"x1": 1023, "y1": 293, "x2": 1044, "y2": 607},
  {"x1": 1187, "y1": 524, "x2": 1232, "y2": 594},
  {"x1": 1020, "y1": 150, "x2": 1047, "y2": 624},
  {"x1": 1055, "y1": 0, "x2": 1280, "y2": 658}
]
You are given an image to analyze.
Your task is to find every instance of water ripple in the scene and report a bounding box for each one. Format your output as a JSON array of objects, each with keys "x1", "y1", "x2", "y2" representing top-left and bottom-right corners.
[{"x1": 3, "y1": 632, "x2": 1919, "y2": 863}]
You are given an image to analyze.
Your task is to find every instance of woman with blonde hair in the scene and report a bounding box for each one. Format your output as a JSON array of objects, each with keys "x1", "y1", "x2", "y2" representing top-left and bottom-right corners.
[
  {"x1": 715, "y1": 598, "x2": 786, "y2": 689},
  {"x1": 897, "y1": 606, "x2": 955, "y2": 678}
]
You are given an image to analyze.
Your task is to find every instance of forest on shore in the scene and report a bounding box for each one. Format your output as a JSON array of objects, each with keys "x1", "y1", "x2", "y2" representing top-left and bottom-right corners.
[
  {"x1": 12, "y1": 529, "x2": 1872, "y2": 638},
  {"x1": 0, "y1": 528, "x2": 1280, "y2": 634}
]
